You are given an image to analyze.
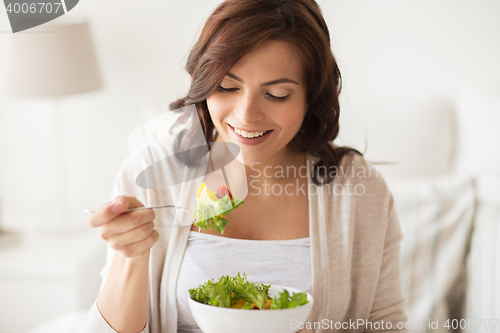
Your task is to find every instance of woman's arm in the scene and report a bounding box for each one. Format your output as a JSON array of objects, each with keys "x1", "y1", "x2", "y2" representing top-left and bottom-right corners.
[
  {"x1": 86, "y1": 197, "x2": 159, "y2": 333},
  {"x1": 96, "y1": 250, "x2": 150, "y2": 333},
  {"x1": 86, "y1": 250, "x2": 150, "y2": 333}
]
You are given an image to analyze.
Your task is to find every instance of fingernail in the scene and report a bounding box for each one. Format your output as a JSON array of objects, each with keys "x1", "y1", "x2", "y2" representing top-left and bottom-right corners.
[{"x1": 113, "y1": 202, "x2": 123, "y2": 213}]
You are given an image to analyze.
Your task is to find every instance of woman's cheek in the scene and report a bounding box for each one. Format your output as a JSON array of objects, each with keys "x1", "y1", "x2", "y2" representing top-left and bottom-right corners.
[{"x1": 207, "y1": 95, "x2": 229, "y2": 118}]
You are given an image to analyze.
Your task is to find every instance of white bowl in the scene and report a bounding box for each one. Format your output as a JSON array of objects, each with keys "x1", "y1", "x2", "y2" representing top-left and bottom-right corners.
[{"x1": 187, "y1": 284, "x2": 313, "y2": 333}]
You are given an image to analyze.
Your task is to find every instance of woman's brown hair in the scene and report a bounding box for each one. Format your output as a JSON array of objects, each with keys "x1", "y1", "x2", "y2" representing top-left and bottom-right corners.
[{"x1": 169, "y1": 0, "x2": 362, "y2": 185}]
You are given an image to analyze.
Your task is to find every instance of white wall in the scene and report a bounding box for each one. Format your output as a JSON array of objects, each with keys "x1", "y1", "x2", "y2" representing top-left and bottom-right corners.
[
  {"x1": 1, "y1": 0, "x2": 499, "y2": 232},
  {"x1": 325, "y1": 1, "x2": 500, "y2": 180}
]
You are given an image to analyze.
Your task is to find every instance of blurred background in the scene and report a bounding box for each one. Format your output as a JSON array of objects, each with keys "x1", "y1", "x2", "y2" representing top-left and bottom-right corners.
[{"x1": 0, "y1": 0, "x2": 499, "y2": 332}]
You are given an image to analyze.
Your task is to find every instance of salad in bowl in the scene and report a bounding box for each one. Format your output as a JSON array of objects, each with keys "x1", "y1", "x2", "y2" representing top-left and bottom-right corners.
[{"x1": 187, "y1": 273, "x2": 313, "y2": 333}]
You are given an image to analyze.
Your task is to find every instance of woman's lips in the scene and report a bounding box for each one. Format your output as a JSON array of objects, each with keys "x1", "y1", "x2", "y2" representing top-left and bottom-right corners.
[{"x1": 228, "y1": 124, "x2": 273, "y2": 146}]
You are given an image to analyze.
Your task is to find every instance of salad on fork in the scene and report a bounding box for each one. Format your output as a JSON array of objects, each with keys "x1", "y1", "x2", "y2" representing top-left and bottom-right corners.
[{"x1": 192, "y1": 182, "x2": 244, "y2": 234}]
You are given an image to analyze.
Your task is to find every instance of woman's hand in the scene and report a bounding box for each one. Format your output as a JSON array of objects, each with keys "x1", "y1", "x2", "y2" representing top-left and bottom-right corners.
[{"x1": 87, "y1": 195, "x2": 159, "y2": 259}]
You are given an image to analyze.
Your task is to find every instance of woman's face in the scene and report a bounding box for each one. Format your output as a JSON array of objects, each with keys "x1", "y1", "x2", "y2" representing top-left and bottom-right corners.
[{"x1": 207, "y1": 39, "x2": 308, "y2": 167}]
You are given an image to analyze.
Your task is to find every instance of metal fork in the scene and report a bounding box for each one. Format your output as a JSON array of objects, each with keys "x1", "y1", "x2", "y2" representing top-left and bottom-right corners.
[{"x1": 84, "y1": 205, "x2": 212, "y2": 214}]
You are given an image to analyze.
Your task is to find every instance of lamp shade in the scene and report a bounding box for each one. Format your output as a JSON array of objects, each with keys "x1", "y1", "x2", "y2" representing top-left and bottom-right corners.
[{"x1": 9, "y1": 19, "x2": 103, "y2": 97}]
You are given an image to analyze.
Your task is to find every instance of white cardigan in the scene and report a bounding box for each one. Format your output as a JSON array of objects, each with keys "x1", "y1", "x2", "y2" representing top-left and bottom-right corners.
[{"x1": 86, "y1": 131, "x2": 408, "y2": 333}]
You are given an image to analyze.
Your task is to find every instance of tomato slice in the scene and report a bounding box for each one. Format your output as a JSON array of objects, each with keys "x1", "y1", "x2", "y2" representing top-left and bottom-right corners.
[{"x1": 216, "y1": 185, "x2": 233, "y2": 200}]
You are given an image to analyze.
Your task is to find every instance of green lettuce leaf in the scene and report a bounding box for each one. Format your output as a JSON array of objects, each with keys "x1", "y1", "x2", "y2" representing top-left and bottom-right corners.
[
  {"x1": 230, "y1": 272, "x2": 270, "y2": 310},
  {"x1": 270, "y1": 289, "x2": 309, "y2": 309},
  {"x1": 188, "y1": 275, "x2": 232, "y2": 308}
]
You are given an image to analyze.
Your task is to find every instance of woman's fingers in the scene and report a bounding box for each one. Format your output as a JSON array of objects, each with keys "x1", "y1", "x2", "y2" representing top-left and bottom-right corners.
[
  {"x1": 98, "y1": 209, "x2": 156, "y2": 238},
  {"x1": 88, "y1": 195, "x2": 134, "y2": 227},
  {"x1": 87, "y1": 196, "x2": 160, "y2": 259},
  {"x1": 118, "y1": 229, "x2": 160, "y2": 259},
  {"x1": 106, "y1": 221, "x2": 155, "y2": 250}
]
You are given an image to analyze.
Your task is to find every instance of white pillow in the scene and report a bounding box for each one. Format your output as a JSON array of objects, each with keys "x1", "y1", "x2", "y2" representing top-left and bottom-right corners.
[
  {"x1": 465, "y1": 201, "x2": 500, "y2": 333},
  {"x1": 337, "y1": 100, "x2": 454, "y2": 181},
  {"x1": 389, "y1": 175, "x2": 475, "y2": 332},
  {"x1": 474, "y1": 175, "x2": 500, "y2": 205},
  {"x1": 452, "y1": 89, "x2": 500, "y2": 177}
]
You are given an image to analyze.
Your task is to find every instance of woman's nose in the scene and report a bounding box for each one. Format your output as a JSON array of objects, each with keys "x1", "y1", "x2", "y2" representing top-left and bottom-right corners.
[{"x1": 234, "y1": 92, "x2": 264, "y2": 123}]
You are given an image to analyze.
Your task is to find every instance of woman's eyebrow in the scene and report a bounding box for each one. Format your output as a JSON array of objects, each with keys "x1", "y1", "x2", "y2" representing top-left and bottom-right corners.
[{"x1": 226, "y1": 72, "x2": 300, "y2": 86}]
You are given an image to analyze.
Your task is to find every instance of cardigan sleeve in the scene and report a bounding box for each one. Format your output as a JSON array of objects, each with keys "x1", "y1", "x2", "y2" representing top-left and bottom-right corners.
[
  {"x1": 364, "y1": 192, "x2": 409, "y2": 333},
  {"x1": 86, "y1": 300, "x2": 149, "y2": 333}
]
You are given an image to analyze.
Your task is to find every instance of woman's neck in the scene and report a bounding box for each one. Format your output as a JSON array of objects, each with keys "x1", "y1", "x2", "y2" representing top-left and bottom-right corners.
[{"x1": 243, "y1": 145, "x2": 306, "y2": 184}]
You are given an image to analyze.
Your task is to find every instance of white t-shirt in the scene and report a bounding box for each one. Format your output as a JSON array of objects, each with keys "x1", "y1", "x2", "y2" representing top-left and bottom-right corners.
[{"x1": 176, "y1": 231, "x2": 313, "y2": 333}]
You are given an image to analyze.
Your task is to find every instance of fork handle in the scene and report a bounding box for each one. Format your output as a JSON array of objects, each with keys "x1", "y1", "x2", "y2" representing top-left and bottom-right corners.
[{"x1": 84, "y1": 205, "x2": 209, "y2": 214}]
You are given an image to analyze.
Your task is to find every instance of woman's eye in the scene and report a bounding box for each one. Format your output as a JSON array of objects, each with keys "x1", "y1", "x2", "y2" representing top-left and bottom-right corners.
[
  {"x1": 218, "y1": 86, "x2": 290, "y2": 103},
  {"x1": 266, "y1": 93, "x2": 290, "y2": 103},
  {"x1": 218, "y1": 86, "x2": 238, "y2": 93}
]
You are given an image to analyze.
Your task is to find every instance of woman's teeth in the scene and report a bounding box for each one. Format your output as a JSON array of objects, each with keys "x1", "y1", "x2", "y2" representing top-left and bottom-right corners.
[{"x1": 234, "y1": 127, "x2": 269, "y2": 138}]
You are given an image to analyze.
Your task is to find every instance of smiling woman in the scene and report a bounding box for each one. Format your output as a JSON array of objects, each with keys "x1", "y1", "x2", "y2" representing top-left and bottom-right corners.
[
  {"x1": 208, "y1": 39, "x2": 307, "y2": 169},
  {"x1": 86, "y1": 1, "x2": 409, "y2": 333},
  {"x1": 169, "y1": 0, "x2": 362, "y2": 186}
]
